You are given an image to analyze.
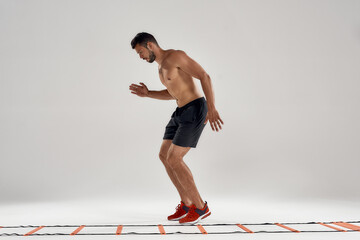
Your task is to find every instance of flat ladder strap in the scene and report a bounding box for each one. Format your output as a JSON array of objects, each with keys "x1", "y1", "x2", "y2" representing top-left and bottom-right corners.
[
  {"x1": 197, "y1": 224, "x2": 207, "y2": 234},
  {"x1": 333, "y1": 222, "x2": 360, "y2": 231},
  {"x1": 24, "y1": 226, "x2": 45, "y2": 236},
  {"x1": 116, "y1": 225, "x2": 123, "y2": 235},
  {"x1": 275, "y1": 223, "x2": 300, "y2": 232},
  {"x1": 236, "y1": 224, "x2": 254, "y2": 233},
  {"x1": 318, "y1": 222, "x2": 346, "y2": 232},
  {"x1": 158, "y1": 224, "x2": 166, "y2": 235},
  {"x1": 70, "y1": 225, "x2": 85, "y2": 235}
]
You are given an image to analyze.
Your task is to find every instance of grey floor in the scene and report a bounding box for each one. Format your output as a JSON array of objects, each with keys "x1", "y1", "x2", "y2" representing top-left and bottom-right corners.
[{"x1": 0, "y1": 195, "x2": 359, "y2": 239}]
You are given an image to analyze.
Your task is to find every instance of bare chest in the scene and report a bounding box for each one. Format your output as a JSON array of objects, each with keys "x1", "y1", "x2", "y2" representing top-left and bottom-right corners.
[{"x1": 158, "y1": 64, "x2": 181, "y2": 86}]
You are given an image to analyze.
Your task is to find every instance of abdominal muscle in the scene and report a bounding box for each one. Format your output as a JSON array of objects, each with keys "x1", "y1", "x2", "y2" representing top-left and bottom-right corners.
[
  {"x1": 172, "y1": 87, "x2": 203, "y2": 107},
  {"x1": 164, "y1": 73, "x2": 203, "y2": 107}
]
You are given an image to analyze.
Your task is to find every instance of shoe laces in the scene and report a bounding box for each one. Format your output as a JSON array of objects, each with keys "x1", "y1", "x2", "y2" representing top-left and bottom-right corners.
[{"x1": 175, "y1": 204, "x2": 182, "y2": 212}]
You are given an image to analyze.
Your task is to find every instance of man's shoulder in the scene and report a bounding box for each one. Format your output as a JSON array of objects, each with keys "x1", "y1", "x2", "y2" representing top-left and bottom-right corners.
[
  {"x1": 166, "y1": 50, "x2": 187, "y2": 64},
  {"x1": 167, "y1": 49, "x2": 186, "y2": 57}
]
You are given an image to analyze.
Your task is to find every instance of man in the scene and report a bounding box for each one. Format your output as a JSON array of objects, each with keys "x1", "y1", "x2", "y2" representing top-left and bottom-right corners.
[{"x1": 129, "y1": 32, "x2": 223, "y2": 224}]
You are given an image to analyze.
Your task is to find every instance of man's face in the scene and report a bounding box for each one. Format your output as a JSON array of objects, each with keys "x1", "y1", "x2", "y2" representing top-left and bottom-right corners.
[{"x1": 134, "y1": 44, "x2": 156, "y2": 63}]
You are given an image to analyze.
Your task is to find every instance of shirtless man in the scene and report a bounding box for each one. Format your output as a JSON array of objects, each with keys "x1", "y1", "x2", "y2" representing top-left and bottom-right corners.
[{"x1": 129, "y1": 32, "x2": 223, "y2": 224}]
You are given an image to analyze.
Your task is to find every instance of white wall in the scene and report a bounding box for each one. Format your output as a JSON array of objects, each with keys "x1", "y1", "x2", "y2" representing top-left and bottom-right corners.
[{"x1": 0, "y1": 0, "x2": 359, "y2": 203}]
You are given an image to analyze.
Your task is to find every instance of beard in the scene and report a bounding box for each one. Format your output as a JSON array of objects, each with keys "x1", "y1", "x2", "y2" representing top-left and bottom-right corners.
[
  {"x1": 148, "y1": 50, "x2": 156, "y2": 63},
  {"x1": 145, "y1": 47, "x2": 156, "y2": 63}
]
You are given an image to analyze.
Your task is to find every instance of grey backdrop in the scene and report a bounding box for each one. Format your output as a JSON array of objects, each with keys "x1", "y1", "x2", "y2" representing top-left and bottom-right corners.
[{"x1": 1, "y1": 0, "x2": 359, "y2": 204}]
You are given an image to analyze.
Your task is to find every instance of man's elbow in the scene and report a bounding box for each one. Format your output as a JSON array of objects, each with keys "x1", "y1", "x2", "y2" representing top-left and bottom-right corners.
[{"x1": 200, "y1": 72, "x2": 211, "y2": 82}]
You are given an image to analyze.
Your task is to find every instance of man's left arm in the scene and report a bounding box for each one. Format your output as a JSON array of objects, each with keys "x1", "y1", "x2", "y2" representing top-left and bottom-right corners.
[{"x1": 175, "y1": 51, "x2": 224, "y2": 131}]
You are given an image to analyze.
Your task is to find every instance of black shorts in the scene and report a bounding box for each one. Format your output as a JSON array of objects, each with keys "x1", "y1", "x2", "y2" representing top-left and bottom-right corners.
[{"x1": 163, "y1": 97, "x2": 208, "y2": 148}]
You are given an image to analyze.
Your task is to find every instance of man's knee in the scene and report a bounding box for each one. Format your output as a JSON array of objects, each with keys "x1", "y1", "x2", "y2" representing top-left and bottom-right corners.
[
  {"x1": 167, "y1": 153, "x2": 182, "y2": 170},
  {"x1": 159, "y1": 139, "x2": 172, "y2": 165},
  {"x1": 159, "y1": 152, "x2": 168, "y2": 165}
]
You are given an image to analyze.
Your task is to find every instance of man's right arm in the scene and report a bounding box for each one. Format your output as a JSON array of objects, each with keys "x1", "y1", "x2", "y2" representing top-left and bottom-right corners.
[
  {"x1": 129, "y1": 83, "x2": 174, "y2": 100},
  {"x1": 147, "y1": 89, "x2": 174, "y2": 100}
]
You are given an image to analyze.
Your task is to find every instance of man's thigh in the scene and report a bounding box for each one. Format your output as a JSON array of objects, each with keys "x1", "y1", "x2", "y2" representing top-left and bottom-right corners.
[{"x1": 167, "y1": 143, "x2": 191, "y2": 160}]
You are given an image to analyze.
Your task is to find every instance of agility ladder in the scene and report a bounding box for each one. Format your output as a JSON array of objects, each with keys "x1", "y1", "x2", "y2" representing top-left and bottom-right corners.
[{"x1": 0, "y1": 220, "x2": 359, "y2": 236}]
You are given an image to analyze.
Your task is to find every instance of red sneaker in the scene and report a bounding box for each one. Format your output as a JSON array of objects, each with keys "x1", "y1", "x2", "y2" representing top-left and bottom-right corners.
[
  {"x1": 179, "y1": 201, "x2": 211, "y2": 224},
  {"x1": 167, "y1": 201, "x2": 190, "y2": 221}
]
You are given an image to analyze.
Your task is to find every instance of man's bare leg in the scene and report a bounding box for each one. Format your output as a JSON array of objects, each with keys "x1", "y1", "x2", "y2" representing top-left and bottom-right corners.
[
  {"x1": 159, "y1": 140, "x2": 190, "y2": 203},
  {"x1": 166, "y1": 143, "x2": 205, "y2": 209}
]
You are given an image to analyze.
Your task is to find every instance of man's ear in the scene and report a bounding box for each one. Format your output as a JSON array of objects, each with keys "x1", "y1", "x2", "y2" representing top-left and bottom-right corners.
[{"x1": 147, "y1": 42, "x2": 154, "y2": 51}]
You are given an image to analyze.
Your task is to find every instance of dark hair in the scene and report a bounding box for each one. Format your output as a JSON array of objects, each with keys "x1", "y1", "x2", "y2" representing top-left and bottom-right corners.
[{"x1": 131, "y1": 32, "x2": 159, "y2": 49}]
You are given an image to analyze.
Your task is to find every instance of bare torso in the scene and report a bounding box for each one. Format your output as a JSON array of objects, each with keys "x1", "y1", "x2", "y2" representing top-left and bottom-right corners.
[{"x1": 158, "y1": 50, "x2": 203, "y2": 107}]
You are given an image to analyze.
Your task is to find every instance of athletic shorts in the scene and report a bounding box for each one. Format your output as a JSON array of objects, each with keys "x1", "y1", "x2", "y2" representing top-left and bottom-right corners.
[{"x1": 163, "y1": 97, "x2": 208, "y2": 148}]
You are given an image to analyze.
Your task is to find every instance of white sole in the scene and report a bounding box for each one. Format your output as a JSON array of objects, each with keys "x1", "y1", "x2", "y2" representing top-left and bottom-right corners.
[{"x1": 179, "y1": 211, "x2": 211, "y2": 225}]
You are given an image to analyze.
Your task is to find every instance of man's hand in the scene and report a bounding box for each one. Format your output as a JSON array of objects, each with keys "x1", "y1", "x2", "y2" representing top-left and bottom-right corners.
[
  {"x1": 204, "y1": 107, "x2": 224, "y2": 132},
  {"x1": 129, "y1": 82, "x2": 149, "y2": 97}
]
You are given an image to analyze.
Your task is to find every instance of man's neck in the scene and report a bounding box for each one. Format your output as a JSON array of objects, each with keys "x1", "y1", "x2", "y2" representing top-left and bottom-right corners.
[{"x1": 154, "y1": 48, "x2": 167, "y2": 65}]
